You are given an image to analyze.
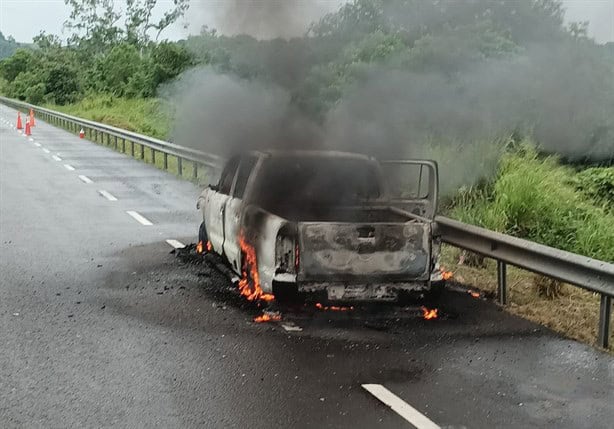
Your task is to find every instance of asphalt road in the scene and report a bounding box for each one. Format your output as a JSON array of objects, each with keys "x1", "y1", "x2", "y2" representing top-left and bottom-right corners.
[{"x1": 1, "y1": 105, "x2": 612, "y2": 429}]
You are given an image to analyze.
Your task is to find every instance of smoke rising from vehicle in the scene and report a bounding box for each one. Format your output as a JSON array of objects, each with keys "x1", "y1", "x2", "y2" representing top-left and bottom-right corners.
[
  {"x1": 167, "y1": 0, "x2": 614, "y2": 193},
  {"x1": 193, "y1": 0, "x2": 343, "y2": 39}
]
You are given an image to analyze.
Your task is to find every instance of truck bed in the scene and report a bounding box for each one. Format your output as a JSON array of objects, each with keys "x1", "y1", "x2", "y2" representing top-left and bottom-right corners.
[{"x1": 266, "y1": 205, "x2": 414, "y2": 223}]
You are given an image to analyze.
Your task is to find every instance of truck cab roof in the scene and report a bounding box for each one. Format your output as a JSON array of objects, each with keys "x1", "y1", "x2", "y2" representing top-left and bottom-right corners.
[{"x1": 242, "y1": 149, "x2": 376, "y2": 162}]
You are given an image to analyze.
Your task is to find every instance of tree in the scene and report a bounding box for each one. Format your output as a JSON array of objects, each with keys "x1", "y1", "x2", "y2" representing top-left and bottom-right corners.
[
  {"x1": 0, "y1": 49, "x2": 36, "y2": 82},
  {"x1": 33, "y1": 31, "x2": 63, "y2": 51},
  {"x1": 125, "y1": 0, "x2": 190, "y2": 45},
  {"x1": 64, "y1": 0, "x2": 190, "y2": 52},
  {"x1": 64, "y1": 0, "x2": 123, "y2": 53}
]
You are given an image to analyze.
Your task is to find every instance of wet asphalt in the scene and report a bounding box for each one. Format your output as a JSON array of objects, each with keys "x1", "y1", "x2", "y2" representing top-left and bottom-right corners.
[{"x1": 0, "y1": 105, "x2": 612, "y2": 428}]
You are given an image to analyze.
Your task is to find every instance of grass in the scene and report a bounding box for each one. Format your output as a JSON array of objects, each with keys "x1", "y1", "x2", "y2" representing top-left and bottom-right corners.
[
  {"x1": 45, "y1": 95, "x2": 171, "y2": 140},
  {"x1": 444, "y1": 143, "x2": 613, "y2": 351},
  {"x1": 441, "y1": 245, "x2": 613, "y2": 351},
  {"x1": 449, "y1": 143, "x2": 614, "y2": 262}
]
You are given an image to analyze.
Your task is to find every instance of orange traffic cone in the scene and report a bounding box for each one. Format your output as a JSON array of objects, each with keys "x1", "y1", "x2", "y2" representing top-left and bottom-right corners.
[
  {"x1": 25, "y1": 120, "x2": 31, "y2": 136},
  {"x1": 16, "y1": 112, "x2": 23, "y2": 130},
  {"x1": 29, "y1": 108, "x2": 35, "y2": 127},
  {"x1": 79, "y1": 128, "x2": 85, "y2": 139}
]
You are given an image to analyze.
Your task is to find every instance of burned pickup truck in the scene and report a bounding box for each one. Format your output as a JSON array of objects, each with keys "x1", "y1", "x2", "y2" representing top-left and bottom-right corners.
[{"x1": 197, "y1": 150, "x2": 443, "y2": 302}]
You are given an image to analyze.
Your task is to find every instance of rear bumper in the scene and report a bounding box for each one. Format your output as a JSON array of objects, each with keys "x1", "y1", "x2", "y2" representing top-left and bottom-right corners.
[{"x1": 298, "y1": 281, "x2": 430, "y2": 301}]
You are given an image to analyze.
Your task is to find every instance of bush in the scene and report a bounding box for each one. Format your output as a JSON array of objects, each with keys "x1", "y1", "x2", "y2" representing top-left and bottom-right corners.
[
  {"x1": 25, "y1": 83, "x2": 46, "y2": 104},
  {"x1": 450, "y1": 143, "x2": 614, "y2": 262},
  {"x1": 44, "y1": 64, "x2": 78, "y2": 105},
  {"x1": 573, "y1": 167, "x2": 614, "y2": 211},
  {"x1": 6, "y1": 71, "x2": 40, "y2": 100}
]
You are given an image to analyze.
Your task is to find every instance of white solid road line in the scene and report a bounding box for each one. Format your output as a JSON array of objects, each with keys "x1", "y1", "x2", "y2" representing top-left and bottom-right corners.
[
  {"x1": 98, "y1": 190, "x2": 118, "y2": 201},
  {"x1": 52, "y1": 155, "x2": 62, "y2": 161},
  {"x1": 165, "y1": 239, "x2": 186, "y2": 249},
  {"x1": 42, "y1": 148, "x2": 50, "y2": 153},
  {"x1": 64, "y1": 164, "x2": 75, "y2": 171},
  {"x1": 126, "y1": 211, "x2": 153, "y2": 226},
  {"x1": 78, "y1": 175, "x2": 93, "y2": 184},
  {"x1": 362, "y1": 384, "x2": 440, "y2": 429}
]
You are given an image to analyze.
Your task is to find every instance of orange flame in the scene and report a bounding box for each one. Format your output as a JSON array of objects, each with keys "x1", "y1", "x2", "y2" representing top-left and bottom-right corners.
[
  {"x1": 254, "y1": 312, "x2": 282, "y2": 323},
  {"x1": 315, "y1": 302, "x2": 354, "y2": 312},
  {"x1": 196, "y1": 240, "x2": 204, "y2": 254},
  {"x1": 421, "y1": 306, "x2": 438, "y2": 320},
  {"x1": 206, "y1": 240, "x2": 212, "y2": 252},
  {"x1": 441, "y1": 269, "x2": 453, "y2": 281},
  {"x1": 468, "y1": 290, "x2": 480, "y2": 298},
  {"x1": 238, "y1": 234, "x2": 275, "y2": 302}
]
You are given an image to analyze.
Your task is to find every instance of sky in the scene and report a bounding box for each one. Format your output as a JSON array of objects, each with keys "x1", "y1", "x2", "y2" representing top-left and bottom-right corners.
[{"x1": 0, "y1": 0, "x2": 612, "y2": 44}]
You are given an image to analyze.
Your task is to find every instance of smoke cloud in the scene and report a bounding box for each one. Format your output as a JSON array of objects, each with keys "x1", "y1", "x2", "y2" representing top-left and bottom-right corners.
[
  {"x1": 193, "y1": 0, "x2": 343, "y2": 39},
  {"x1": 167, "y1": 0, "x2": 614, "y2": 193}
]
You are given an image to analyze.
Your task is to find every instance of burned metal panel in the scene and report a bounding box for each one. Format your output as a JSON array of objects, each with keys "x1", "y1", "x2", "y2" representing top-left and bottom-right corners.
[
  {"x1": 300, "y1": 281, "x2": 430, "y2": 301},
  {"x1": 298, "y1": 221, "x2": 431, "y2": 281},
  {"x1": 240, "y1": 204, "x2": 290, "y2": 293}
]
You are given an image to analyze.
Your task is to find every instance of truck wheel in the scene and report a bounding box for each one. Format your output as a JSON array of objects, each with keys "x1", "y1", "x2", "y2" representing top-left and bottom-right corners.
[
  {"x1": 427, "y1": 281, "x2": 445, "y2": 303},
  {"x1": 198, "y1": 222, "x2": 208, "y2": 247},
  {"x1": 272, "y1": 281, "x2": 300, "y2": 303}
]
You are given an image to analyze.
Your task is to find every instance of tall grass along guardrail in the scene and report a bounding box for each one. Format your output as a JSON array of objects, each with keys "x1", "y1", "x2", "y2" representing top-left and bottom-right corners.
[{"x1": 1, "y1": 96, "x2": 613, "y2": 348}]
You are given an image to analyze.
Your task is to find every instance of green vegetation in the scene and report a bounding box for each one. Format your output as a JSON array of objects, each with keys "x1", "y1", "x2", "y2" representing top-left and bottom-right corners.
[
  {"x1": 0, "y1": 0, "x2": 191, "y2": 106},
  {"x1": 47, "y1": 95, "x2": 171, "y2": 140},
  {"x1": 0, "y1": 31, "x2": 23, "y2": 59},
  {"x1": 449, "y1": 144, "x2": 614, "y2": 262}
]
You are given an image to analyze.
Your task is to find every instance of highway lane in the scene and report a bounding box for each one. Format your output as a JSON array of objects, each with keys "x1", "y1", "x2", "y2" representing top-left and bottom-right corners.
[{"x1": 0, "y1": 105, "x2": 613, "y2": 428}]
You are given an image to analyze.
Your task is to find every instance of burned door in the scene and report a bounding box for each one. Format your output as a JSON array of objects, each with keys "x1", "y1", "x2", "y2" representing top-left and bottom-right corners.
[
  {"x1": 379, "y1": 160, "x2": 439, "y2": 219},
  {"x1": 205, "y1": 156, "x2": 239, "y2": 253},
  {"x1": 223, "y1": 155, "x2": 259, "y2": 273}
]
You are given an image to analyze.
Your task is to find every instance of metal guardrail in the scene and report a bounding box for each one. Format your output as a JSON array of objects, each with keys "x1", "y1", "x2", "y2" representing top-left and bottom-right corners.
[
  {"x1": 2, "y1": 96, "x2": 613, "y2": 348},
  {"x1": 0, "y1": 96, "x2": 222, "y2": 181},
  {"x1": 435, "y1": 217, "x2": 614, "y2": 348}
]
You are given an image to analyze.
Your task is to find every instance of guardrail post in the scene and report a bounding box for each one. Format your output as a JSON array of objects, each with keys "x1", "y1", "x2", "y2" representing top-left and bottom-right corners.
[
  {"x1": 122, "y1": 138, "x2": 125, "y2": 153},
  {"x1": 163, "y1": 153, "x2": 168, "y2": 170},
  {"x1": 193, "y1": 162, "x2": 198, "y2": 180},
  {"x1": 177, "y1": 157, "x2": 183, "y2": 176},
  {"x1": 497, "y1": 261, "x2": 507, "y2": 305},
  {"x1": 598, "y1": 294, "x2": 611, "y2": 348},
  {"x1": 130, "y1": 141, "x2": 134, "y2": 157},
  {"x1": 114, "y1": 136, "x2": 118, "y2": 150},
  {"x1": 152, "y1": 149, "x2": 156, "y2": 164},
  {"x1": 140, "y1": 144, "x2": 144, "y2": 160}
]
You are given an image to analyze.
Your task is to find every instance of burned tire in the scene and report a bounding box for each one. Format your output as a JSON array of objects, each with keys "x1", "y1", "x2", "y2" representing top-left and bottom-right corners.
[
  {"x1": 427, "y1": 281, "x2": 445, "y2": 303},
  {"x1": 272, "y1": 281, "x2": 301, "y2": 303},
  {"x1": 198, "y1": 222, "x2": 208, "y2": 245}
]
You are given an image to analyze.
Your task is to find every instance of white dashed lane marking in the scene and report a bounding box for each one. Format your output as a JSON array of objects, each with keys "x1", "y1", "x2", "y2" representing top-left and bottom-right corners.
[
  {"x1": 78, "y1": 175, "x2": 93, "y2": 184},
  {"x1": 34, "y1": 142, "x2": 41, "y2": 147},
  {"x1": 126, "y1": 211, "x2": 153, "y2": 226},
  {"x1": 362, "y1": 384, "x2": 440, "y2": 429},
  {"x1": 64, "y1": 164, "x2": 75, "y2": 171},
  {"x1": 52, "y1": 155, "x2": 62, "y2": 162},
  {"x1": 165, "y1": 239, "x2": 186, "y2": 249},
  {"x1": 281, "y1": 323, "x2": 303, "y2": 332},
  {"x1": 98, "y1": 190, "x2": 118, "y2": 201},
  {"x1": 42, "y1": 148, "x2": 50, "y2": 154}
]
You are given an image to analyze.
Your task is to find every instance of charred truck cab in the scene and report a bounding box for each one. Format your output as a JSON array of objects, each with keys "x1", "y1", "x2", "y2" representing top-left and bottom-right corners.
[{"x1": 197, "y1": 150, "x2": 442, "y2": 302}]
